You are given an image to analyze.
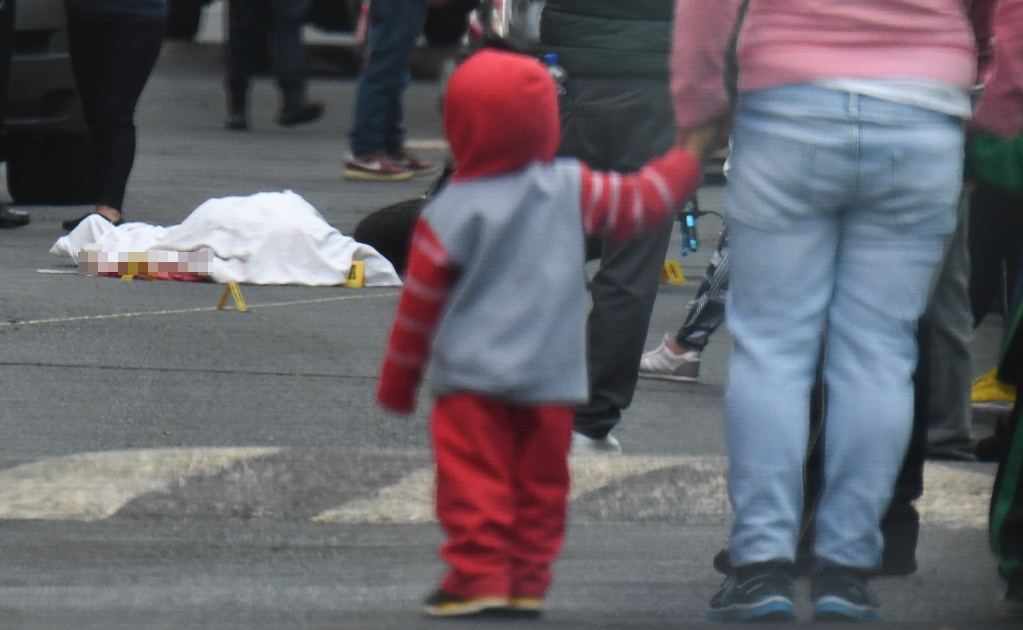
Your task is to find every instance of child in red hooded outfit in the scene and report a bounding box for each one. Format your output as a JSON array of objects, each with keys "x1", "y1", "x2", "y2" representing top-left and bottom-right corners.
[{"x1": 376, "y1": 48, "x2": 706, "y2": 618}]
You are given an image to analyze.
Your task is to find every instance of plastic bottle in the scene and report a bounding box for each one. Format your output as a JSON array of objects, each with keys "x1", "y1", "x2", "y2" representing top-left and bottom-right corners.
[{"x1": 543, "y1": 53, "x2": 569, "y2": 104}]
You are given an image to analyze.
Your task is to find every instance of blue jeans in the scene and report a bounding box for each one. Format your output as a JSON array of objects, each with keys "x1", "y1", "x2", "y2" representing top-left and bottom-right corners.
[
  {"x1": 723, "y1": 85, "x2": 962, "y2": 569},
  {"x1": 349, "y1": 0, "x2": 429, "y2": 156}
]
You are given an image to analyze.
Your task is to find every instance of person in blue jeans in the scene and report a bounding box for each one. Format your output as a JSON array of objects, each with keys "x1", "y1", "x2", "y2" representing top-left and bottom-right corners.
[
  {"x1": 343, "y1": 0, "x2": 440, "y2": 182},
  {"x1": 674, "y1": 0, "x2": 979, "y2": 623},
  {"x1": 225, "y1": 0, "x2": 324, "y2": 130}
]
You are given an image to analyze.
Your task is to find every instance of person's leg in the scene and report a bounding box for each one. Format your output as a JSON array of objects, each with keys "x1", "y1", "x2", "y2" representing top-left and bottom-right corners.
[
  {"x1": 508, "y1": 404, "x2": 572, "y2": 604},
  {"x1": 224, "y1": 0, "x2": 267, "y2": 127},
  {"x1": 676, "y1": 227, "x2": 730, "y2": 351},
  {"x1": 723, "y1": 85, "x2": 873, "y2": 568},
  {"x1": 66, "y1": 18, "x2": 106, "y2": 207},
  {"x1": 575, "y1": 224, "x2": 673, "y2": 439},
  {"x1": 70, "y1": 19, "x2": 163, "y2": 218},
  {"x1": 266, "y1": 0, "x2": 322, "y2": 125},
  {"x1": 349, "y1": 0, "x2": 428, "y2": 156},
  {"x1": 815, "y1": 95, "x2": 961, "y2": 572},
  {"x1": 969, "y1": 183, "x2": 1023, "y2": 325},
  {"x1": 0, "y1": 0, "x2": 25, "y2": 229},
  {"x1": 432, "y1": 393, "x2": 516, "y2": 600},
  {"x1": 921, "y1": 190, "x2": 975, "y2": 458},
  {"x1": 555, "y1": 77, "x2": 674, "y2": 444}
]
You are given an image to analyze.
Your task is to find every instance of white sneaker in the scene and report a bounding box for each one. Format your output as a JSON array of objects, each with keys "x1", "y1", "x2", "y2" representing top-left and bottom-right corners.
[
  {"x1": 571, "y1": 431, "x2": 622, "y2": 455},
  {"x1": 639, "y1": 334, "x2": 700, "y2": 382}
]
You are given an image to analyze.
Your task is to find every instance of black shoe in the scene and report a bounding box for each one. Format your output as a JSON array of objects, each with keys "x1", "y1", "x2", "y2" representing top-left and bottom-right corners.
[
  {"x1": 62, "y1": 212, "x2": 123, "y2": 232},
  {"x1": 277, "y1": 101, "x2": 323, "y2": 127},
  {"x1": 811, "y1": 564, "x2": 882, "y2": 622},
  {"x1": 0, "y1": 206, "x2": 30, "y2": 229},
  {"x1": 707, "y1": 562, "x2": 795, "y2": 622},
  {"x1": 421, "y1": 588, "x2": 510, "y2": 618},
  {"x1": 225, "y1": 112, "x2": 248, "y2": 131}
]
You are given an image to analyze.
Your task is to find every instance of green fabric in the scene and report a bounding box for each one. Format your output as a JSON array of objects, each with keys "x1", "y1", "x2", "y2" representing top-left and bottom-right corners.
[
  {"x1": 991, "y1": 295, "x2": 1023, "y2": 594},
  {"x1": 991, "y1": 405, "x2": 1023, "y2": 555},
  {"x1": 540, "y1": 0, "x2": 673, "y2": 78},
  {"x1": 965, "y1": 132, "x2": 1023, "y2": 195}
]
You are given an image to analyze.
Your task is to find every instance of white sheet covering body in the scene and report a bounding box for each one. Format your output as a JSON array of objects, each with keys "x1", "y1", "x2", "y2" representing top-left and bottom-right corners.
[{"x1": 50, "y1": 191, "x2": 402, "y2": 287}]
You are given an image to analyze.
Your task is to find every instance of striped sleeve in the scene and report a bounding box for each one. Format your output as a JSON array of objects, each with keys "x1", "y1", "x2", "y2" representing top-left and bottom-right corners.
[
  {"x1": 376, "y1": 218, "x2": 454, "y2": 413},
  {"x1": 579, "y1": 148, "x2": 702, "y2": 241}
]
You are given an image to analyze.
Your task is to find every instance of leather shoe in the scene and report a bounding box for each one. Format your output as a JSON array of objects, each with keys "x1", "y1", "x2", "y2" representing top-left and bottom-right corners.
[{"x1": 0, "y1": 206, "x2": 30, "y2": 229}]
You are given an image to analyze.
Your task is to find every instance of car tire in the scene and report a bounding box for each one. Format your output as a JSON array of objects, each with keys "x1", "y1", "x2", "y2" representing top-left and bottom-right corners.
[
  {"x1": 165, "y1": 0, "x2": 205, "y2": 40},
  {"x1": 4, "y1": 131, "x2": 96, "y2": 205}
]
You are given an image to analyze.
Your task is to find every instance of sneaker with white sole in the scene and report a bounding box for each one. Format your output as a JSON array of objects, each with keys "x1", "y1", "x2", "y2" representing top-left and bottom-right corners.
[
  {"x1": 389, "y1": 148, "x2": 437, "y2": 177},
  {"x1": 571, "y1": 431, "x2": 622, "y2": 455},
  {"x1": 811, "y1": 565, "x2": 882, "y2": 622},
  {"x1": 639, "y1": 334, "x2": 700, "y2": 382},
  {"x1": 344, "y1": 153, "x2": 415, "y2": 182},
  {"x1": 707, "y1": 563, "x2": 795, "y2": 622}
]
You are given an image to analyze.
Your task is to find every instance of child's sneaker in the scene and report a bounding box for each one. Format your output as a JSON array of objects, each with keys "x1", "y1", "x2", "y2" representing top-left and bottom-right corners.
[
  {"x1": 639, "y1": 334, "x2": 700, "y2": 382},
  {"x1": 344, "y1": 153, "x2": 415, "y2": 182},
  {"x1": 422, "y1": 589, "x2": 510, "y2": 617},
  {"x1": 506, "y1": 596, "x2": 543, "y2": 618},
  {"x1": 811, "y1": 565, "x2": 882, "y2": 622},
  {"x1": 707, "y1": 563, "x2": 795, "y2": 622},
  {"x1": 971, "y1": 367, "x2": 1016, "y2": 412}
]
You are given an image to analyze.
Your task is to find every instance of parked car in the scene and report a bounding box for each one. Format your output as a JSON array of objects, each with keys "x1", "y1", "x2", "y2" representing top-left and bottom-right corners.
[
  {"x1": 3, "y1": 0, "x2": 92, "y2": 205},
  {"x1": 165, "y1": 0, "x2": 479, "y2": 47}
]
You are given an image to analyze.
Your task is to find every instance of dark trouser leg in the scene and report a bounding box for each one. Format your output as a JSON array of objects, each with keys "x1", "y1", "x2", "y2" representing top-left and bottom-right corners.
[
  {"x1": 574, "y1": 225, "x2": 673, "y2": 438},
  {"x1": 226, "y1": 0, "x2": 267, "y2": 112},
  {"x1": 267, "y1": 0, "x2": 313, "y2": 105},
  {"x1": 67, "y1": 18, "x2": 163, "y2": 214}
]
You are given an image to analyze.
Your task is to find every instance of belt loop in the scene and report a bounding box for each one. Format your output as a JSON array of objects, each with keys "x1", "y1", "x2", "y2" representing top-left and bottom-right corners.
[{"x1": 848, "y1": 92, "x2": 859, "y2": 118}]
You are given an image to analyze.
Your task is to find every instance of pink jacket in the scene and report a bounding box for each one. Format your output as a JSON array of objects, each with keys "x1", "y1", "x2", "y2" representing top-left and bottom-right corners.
[
  {"x1": 972, "y1": 0, "x2": 1023, "y2": 137},
  {"x1": 671, "y1": 0, "x2": 981, "y2": 129}
]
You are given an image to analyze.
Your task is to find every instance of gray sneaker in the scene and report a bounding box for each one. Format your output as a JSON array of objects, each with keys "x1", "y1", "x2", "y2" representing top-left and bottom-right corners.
[{"x1": 639, "y1": 334, "x2": 700, "y2": 382}]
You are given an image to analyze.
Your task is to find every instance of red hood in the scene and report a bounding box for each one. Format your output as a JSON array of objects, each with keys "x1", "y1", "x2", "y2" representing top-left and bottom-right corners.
[{"x1": 443, "y1": 48, "x2": 560, "y2": 182}]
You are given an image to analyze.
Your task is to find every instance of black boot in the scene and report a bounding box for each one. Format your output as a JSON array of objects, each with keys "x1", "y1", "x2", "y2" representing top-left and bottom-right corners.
[
  {"x1": 277, "y1": 99, "x2": 323, "y2": 127},
  {"x1": 225, "y1": 92, "x2": 248, "y2": 131}
]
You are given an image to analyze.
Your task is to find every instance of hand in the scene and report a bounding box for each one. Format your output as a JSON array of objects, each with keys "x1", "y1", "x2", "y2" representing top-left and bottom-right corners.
[{"x1": 676, "y1": 114, "x2": 731, "y2": 161}]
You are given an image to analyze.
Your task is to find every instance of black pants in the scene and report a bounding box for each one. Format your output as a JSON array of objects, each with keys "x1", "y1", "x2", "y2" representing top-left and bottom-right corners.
[
  {"x1": 0, "y1": 0, "x2": 14, "y2": 155},
  {"x1": 67, "y1": 17, "x2": 163, "y2": 214},
  {"x1": 969, "y1": 182, "x2": 1023, "y2": 326}
]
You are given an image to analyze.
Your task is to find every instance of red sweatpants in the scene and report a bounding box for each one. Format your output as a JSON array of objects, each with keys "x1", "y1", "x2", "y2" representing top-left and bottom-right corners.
[{"x1": 431, "y1": 393, "x2": 573, "y2": 599}]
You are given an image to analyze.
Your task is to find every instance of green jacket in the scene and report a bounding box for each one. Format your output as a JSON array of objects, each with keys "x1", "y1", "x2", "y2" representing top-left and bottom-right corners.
[
  {"x1": 966, "y1": 132, "x2": 1023, "y2": 195},
  {"x1": 539, "y1": 0, "x2": 674, "y2": 78}
]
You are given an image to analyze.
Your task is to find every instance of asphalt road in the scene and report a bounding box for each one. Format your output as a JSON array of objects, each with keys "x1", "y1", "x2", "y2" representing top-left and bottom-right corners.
[{"x1": 0, "y1": 39, "x2": 1019, "y2": 628}]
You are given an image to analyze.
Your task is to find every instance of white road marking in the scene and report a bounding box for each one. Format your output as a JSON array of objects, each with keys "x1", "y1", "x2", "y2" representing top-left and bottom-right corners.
[
  {"x1": 0, "y1": 291, "x2": 400, "y2": 329},
  {"x1": 0, "y1": 447, "x2": 280, "y2": 521},
  {"x1": 404, "y1": 139, "x2": 449, "y2": 151},
  {"x1": 312, "y1": 456, "x2": 995, "y2": 529},
  {"x1": 0, "y1": 449, "x2": 995, "y2": 527}
]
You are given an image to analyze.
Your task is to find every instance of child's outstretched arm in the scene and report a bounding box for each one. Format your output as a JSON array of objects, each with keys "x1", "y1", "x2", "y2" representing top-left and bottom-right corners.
[
  {"x1": 579, "y1": 147, "x2": 702, "y2": 240},
  {"x1": 376, "y1": 218, "x2": 455, "y2": 414}
]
